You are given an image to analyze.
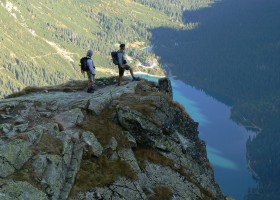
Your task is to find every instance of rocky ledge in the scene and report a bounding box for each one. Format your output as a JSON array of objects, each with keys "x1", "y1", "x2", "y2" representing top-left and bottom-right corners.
[{"x1": 0, "y1": 77, "x2": 225, "y2": 200}]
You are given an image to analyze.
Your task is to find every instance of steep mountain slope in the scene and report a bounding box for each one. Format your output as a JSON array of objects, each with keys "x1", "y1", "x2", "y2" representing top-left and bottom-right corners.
[
  {"x1": 150, "y1": 0, "x2": 280, "y2": 199},
  {"x1": 0, "y1": 0, "x2": 214, "y2": 98},
  {"x1": 0, "y1": 78, "x2": 227, "y2": 200}
]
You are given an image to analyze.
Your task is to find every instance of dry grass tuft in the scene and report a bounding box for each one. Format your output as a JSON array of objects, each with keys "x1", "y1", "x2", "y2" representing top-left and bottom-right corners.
[
  {"x1": 14, "y1": 133, "x2": 29, "y2": 141},
  {"x1": 205, "y1": 161, "x2": 213, "y2": 170},
  {"x1": 81, "y1": 108, "x2": 130, "y2": 148},
  {"x1": 8, "y1": 162, "x2": 45, "y2": 192},
  {"x1": 70, "y1": 154, "x2": 137, "y2": 197},
  {"x1": 72, "y1": 106, "x2": 139, "y2": 197},
  {"x1": 31, "y1": 134, "x2": 63, "y2": 155},
  {"x1": 177, "y1": 166, "x2": 213, "y2": 199},
  {"x1": 134, "y1": 148, "x2": 213, "y2": 199},
  {"x1": 134, "y1": 148, "x2": 174, "y2": 170},
  {"x1": 119, "y1": 93, "x2": 157, "y2": 115},
  {"x1": 133, "y1": 80, "x2": 192, "y2": 121},
  {"x1": 134, "y1": 80, "x2": 157, "y2": 96},
  {"x1": 149, "y1": 187, "x2": 173, "y2": 200},
  {"x1": 168, "y1": 99, "x2": 192, "y2": 120}
]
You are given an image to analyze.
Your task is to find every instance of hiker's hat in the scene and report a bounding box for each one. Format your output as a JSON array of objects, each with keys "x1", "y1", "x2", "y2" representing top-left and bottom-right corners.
[{"x1": 87, "y1": 49, "x2": 93, "y2": 57}]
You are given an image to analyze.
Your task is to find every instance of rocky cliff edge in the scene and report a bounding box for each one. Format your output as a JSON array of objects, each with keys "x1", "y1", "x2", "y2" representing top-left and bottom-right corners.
[{"x1": 0, "y1": 77, "x2": 225, "y2": 200}]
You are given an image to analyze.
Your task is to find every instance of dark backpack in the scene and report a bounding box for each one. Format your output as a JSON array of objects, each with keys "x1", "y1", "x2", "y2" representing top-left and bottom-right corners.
[
  {"x1": 111, "y1": 51, "x2": 119, "y2": 65},
  {"x1": 80, "y1": 57, "x2": 89, "y2": 72}
]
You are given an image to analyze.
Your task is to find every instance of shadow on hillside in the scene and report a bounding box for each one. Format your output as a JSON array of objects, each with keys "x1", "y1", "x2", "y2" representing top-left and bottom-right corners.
[{"x1": 150, "y1": 0, "x2": 280, "y2": 105}]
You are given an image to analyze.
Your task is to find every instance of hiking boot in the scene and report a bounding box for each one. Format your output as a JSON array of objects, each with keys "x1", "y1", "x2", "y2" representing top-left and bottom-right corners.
[
  {"x1": 87, "y1": 88, "x2": 95, "y2": 93},
  {"x1": 132, "y1": 77, "x2": 138, "y2": 81}
]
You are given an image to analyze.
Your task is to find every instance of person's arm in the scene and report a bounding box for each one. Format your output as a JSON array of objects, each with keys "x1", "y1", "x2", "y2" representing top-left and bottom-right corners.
[
  {"x1": 123, "y1": 52, "x2": 127, "y2": 64},
  {"x1": 117, "y1": 52, "x2": 123, "y2": 68},
  {"x1": 87, "y1": 59, "x2": 95, "y2": 75}
]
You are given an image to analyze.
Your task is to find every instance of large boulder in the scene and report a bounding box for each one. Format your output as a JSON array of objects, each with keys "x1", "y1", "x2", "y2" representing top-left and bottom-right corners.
[
  {"x1": 76, "y1": 178, "x2": 147, "y2": 200},
  {"x1": 140, "y1": 162, "x2": 202, "y2": 200},
  {"x1": 117, "y1": 104, "x2": 162, "y2": 146},
  {"x1": 88, "y1": 82, "x2": 138, "y2": 115},
  {"x1": 0, "y1": 140, "x2": 33, "y2": 178},
  {"x1": 82, "y1": 131, "x2": 103, "y2": 157},
  {"x1": 88, "y1": 96, "x2": 111, "y2": 115},
  {"x1": 55, "y1": 108, "x2": 84, "y2": 130},
  {"x1": 158, "y1": 78, "x2": 173, "y2": 99},
  {"x1": 32, "y1": 154, "x2": 64, "y2": 199},
  {"x1": 118, "y1": 149, "x2": 141, "y2": 174},
  {"x1": 0, "y1": 180, "x2": 48, "y2": 200},
  {"x1": 122, "y1": 131, "x2": 137, "y2": 148}
]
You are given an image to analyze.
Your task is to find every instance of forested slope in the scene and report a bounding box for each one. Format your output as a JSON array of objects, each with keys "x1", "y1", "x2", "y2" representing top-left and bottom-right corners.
[{"x1": 0, "y1": 0, "x2": 214, "y2": 98}]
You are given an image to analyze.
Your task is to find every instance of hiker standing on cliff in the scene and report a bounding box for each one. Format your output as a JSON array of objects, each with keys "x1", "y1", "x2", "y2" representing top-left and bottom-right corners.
[
  {"x1": 117, "y1": 44, "x2": 137, "y2": 86},
  {"x1": 85, "y1": 49, "x2": 95, "y2": 93}
]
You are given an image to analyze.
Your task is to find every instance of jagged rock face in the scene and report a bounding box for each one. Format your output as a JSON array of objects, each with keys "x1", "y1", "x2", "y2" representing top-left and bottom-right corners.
[
  {"x1": 0, "y1": 78, "x2": 224, "y2": 200},
  {"x1": 158, "y1": 77, "x2": 173, "y2": 99}
]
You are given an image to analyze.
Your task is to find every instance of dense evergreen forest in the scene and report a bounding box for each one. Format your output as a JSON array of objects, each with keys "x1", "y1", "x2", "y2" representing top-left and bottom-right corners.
[
  {"x1": 0, "y1": 0, "x2": 214, "y2": 98},
  {"x1": 151, "y1": 0, "x2": 280, "y2": 199}
]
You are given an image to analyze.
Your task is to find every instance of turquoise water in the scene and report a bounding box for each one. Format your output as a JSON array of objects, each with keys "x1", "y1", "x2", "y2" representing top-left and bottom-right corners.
[{"x1": 139, "y1": 75, "x2": 256, "y2": 199}]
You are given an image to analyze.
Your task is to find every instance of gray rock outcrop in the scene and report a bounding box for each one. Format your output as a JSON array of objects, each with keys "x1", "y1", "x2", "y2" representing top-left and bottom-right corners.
[
  {"x1": 0, "y1": 78, "x2": 225, "y2": 200},
  {"x1": 82, "y1": 131, "x2": 103, "y2": 157},
  {"x1": 159, "y1": 77, "x2": 173, "y2": 99}
]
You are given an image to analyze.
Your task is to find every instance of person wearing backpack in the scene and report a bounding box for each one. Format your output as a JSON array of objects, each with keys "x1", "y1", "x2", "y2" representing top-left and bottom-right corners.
[
  {"x1": 116, "y1": 44, "x2": 137, "y2": 86},
  {"x1": 80, "y1": 49, "x2": 95, "y2": 93}
]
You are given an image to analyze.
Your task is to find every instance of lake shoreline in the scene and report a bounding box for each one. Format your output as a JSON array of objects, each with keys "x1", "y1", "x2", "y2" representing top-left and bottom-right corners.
[{"x1": 134, "y1": 71, "x2": 166, "y2": 78}]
